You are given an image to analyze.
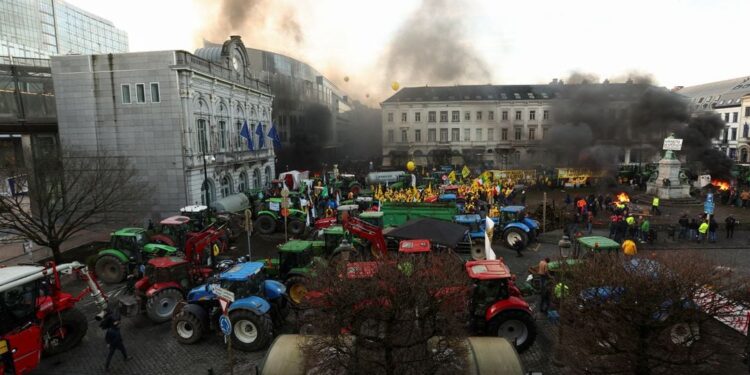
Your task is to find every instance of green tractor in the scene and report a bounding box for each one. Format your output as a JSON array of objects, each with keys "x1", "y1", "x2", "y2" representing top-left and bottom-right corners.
[
  {"x1": 94, "y1": 228, "x2": 179, "y2": 284},
  {"x1": 254, "y1": 197, "x2": 308, "y2": 236}
]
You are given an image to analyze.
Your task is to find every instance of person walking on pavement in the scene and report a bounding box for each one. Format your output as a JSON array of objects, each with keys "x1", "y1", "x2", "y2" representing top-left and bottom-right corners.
[
  {"x1": 626, "y1": 214, "x2": 636, "y2": 239},
  {"x1": 538, "y1": 257, "x2": 551, "y2": 313},
  {"x1": 726, "y1": 215, "x2": 737, "y2": 239},
  {"x1": 586, "y1": 210, "x2": 594, "y2": 235},
  {"x1": 678, "y1": 214, "x2": 689, "y2": 240},
  {"x1": 641, "y1": 217, "x2": 650, "y2": 243},
  {"x1": 104, "y1": 315, "x2": 131, "y2": 371},
  {"x1": 621, "y1": 238, "x2": 637, "y2": 256},
  {"x1": 708, "y1": 217, "x2": 718, "y2": 243},
  {"x1": 698, "y1": 219, "x2": 709, "y2": 243},
  {"x1": 651, "y1": 196, "x2": 661, "y2": 216},
  {"x1": 689, "y1": 218, "x2": 698, "y2": 241}
]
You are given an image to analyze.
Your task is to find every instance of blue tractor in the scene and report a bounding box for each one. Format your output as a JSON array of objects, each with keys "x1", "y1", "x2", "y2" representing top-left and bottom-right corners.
[
  {"x1": 495, "y1": 206, "x2": 539, "y2": 250},
  {"x1": 170, "y1": 262, "x2": 287, "y2": 352},
  {"x1": 454, "y1": 214, "x2": 499, "y2": 241}
]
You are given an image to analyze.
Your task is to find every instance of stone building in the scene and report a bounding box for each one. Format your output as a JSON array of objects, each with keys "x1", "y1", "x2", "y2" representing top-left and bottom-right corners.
[{"x1": 51, "y1": 36, "x2": 275, "y2": 219}]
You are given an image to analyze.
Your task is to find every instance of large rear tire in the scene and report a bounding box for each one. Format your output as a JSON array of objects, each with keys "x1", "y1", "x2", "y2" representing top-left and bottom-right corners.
[
  {"x1": 285, "y1": 276, "x2": 309, "y2": 307},
  {"x1": 172, "y1": 309, "x2": 204, "y2": 345},
  {"x1": 95, "y1": 254, "x2": 127, "y2": 284},
  {"x1": 503, "y1": 228, "x2": 529, "y2": 250},
  {"x1": 487, "y1": 310, "x2": 537, "y2": 353},
  {"x1": 256, "y1": 215, "x2": 277, "y2": 234},
  {"x1": 146, "y1": 288, "x2": 184, "y2": 323},
  {"x1": 288, "y1": 218, "x2": 306, "y2": 236},
  {"x1": 229, "y1": 310, "x2": 273, "y2": 352},
  {"x1": 42, "y1": 308, "x2": 88, "y2": 356}
]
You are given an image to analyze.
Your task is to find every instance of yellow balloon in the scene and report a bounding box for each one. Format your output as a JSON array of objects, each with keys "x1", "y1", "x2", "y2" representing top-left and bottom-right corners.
[
  {"x1": 391, "y1": 81, "x2": 400, "y2": 91},
  {"x1": 406, "y1": 161, "x2": 416, "y2": 171}
]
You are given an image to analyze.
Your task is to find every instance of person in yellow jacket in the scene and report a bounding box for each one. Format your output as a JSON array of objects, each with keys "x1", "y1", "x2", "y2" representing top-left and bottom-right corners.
[
  {"x1": 651, "y1": 196, "x2": 661, "y2": 216},
  {"x1": 698, "y1": 219, "x2": 709, "y2": 243},
  {"x1": 621, "y1": 239, "x2": 637, "y2": 256}
]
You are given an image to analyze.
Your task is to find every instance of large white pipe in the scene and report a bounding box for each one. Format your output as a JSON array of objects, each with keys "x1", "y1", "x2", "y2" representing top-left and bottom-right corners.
[{"x1": 0, "y1": 262, "x2": 82, "y2": 293}]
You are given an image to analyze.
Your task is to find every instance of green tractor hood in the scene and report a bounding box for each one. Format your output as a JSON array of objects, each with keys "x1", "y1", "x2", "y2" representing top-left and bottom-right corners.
[{"x1": 143, "y1": 243, "x2": 178, "y2": 255}]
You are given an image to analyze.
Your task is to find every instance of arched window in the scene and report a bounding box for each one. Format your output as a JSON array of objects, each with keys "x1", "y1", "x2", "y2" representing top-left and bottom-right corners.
[
  {"x1": 235, "y1": 104, "x2": 245, "y2": 151},
  {"x1": 741, "y1": 148, "x2": 749, "y2": 164},
  {"x1": 264, "y1": 165, "x2": 272, "y2": 186},
  {"x1": 220, "y1": 175, "x2": 232, "y2": 197},
  {"x1": 253, "y1": 169, "x2": 261, "y2": 189},
  {"x1": 218, "y1": 102, "x2": 228, "y2": 152},
  {"x1": 238, "y1": 171, "x2": 248, "y2": 192},
  {"x1": 195, "y1": 98, "x2": 209, "y2": 154},
  {"x1": 201, "y1": 178, "x2": 215, "y2": 206}
]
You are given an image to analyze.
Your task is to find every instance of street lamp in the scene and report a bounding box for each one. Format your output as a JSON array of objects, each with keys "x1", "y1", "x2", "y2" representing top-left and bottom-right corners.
[{"x1": 202, "y1": 149, "x2": 216, "y2": 209}]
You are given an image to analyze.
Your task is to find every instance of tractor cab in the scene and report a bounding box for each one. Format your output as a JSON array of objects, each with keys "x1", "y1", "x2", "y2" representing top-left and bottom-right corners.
[
  {"x1": 454, "y1": 214, "x2": 485, "y2": 240},
  {"x1": 323, "y1": 225, "x2": 346, "y2": 254},
  {"x1": 499, "y1": 206, "x2": 526, "y2": 223},
  {"x1": 150, "y1": 215, "x2": 192, "y2": 247},
  {"x1": 110, "y1": 228, "x2": 149, "y2": 260},
  {"x1": 398, "y1": 239, "x2": 431, "y2": 254},
  {"x1": 466, "y1": 260, "x2": 514, "y2": 309},
  {"x1": 180, "y1": 205, "x2": 210, "y2": 230},
  {"x1": 142, "y1": 257, "x2": 193, "y2": 290},
  {"x1": 217, "y1": 262, "x2": 266, "y2": 301},
  {"x1": 359, "y1": 211, "x2": 384, "y2": 228},
  {"x1": 276, "y1": 240, "x2": 316, "y2": 278}
]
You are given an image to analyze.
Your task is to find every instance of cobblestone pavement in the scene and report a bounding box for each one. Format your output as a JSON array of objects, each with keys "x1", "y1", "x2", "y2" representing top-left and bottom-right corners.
[{"x1": 31, "y1": 228, "x2": 750, "y2": 374}]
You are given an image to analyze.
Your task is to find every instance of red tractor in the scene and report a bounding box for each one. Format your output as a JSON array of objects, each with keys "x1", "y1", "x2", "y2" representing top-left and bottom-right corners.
[
  {"x1": 0, "y1": 262, "x2": 108, "y2": 375},
  {"x1": 119, "y1": 225, "x2": 233, "y2": 323},
  {"x1": 149, "y1": 215, "x2": 192, "y2": 246}
]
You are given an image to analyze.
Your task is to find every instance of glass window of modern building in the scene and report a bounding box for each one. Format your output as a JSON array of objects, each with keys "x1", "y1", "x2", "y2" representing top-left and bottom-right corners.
[{"x1": 0, "y1": 0, "x2": 128, "y2": 64}]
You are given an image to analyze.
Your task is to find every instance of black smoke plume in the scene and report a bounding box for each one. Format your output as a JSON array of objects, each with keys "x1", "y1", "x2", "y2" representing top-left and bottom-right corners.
[
  {"x1": 675, "y1": 112, "x2": 733, "y2": 179},
  {"x1": 205, "y1": 0, "x2": 304, "y2": 46},
  {"x1": 384, "y1": 0, "x2": 490, "y2": 85}
]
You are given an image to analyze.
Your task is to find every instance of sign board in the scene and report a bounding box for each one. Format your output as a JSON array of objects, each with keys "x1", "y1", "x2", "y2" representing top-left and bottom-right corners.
[
  {"x1": 281, "y1": 208, "x2": 289, "y2": 217},
  {"x1": 219, "y1": 314, "x2": 232, "y2": 336},
  {"x1": 268, "y1": 202, "x2": 280, "y2": 211},
  {"x1": 244, "y1": 209, "x2": 253, "y2": 232},
  {"x1": 698, "y1": 175, "x2": 711, "y2": 188},
  {"x1": 213, "y1": 286, "x2": 235, "y2": 302},
  {"x1": 705, "y1": 193, "x2": 715, "y2": 215},
  {"x1": 662, "y1": 138, "x2": 683, "y2": 151},
  {"x1": 706, "y1": 193, "x2": 714, "y2": 204}
]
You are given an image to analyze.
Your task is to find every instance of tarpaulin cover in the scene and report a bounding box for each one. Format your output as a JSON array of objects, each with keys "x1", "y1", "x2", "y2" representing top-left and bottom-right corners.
[{"x1": 385, "y1": 218, "x2": 468, "y2": 247}]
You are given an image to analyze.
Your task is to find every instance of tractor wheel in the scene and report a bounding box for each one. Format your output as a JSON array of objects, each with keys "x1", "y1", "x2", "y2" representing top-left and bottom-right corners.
[
  {"x1": 287, "y1": 218, "x2": 306, "y2": 236},
  {"x1": 285, "y1": 276, "x2": 309, "y2": 307},
  {"x1": 42, "y1": 308, "x2": 88, "y2": 356},
  {"x1": 229, "y1": 310, "x2": 273, "y2": 352},
  {"x1": 146, "y1": 288, "x2": 184, "y2": 323},
  {"x1": 488, "y1": 310, "x2": 537, "y2": 353},
  {"x1": 95, "y1": 254, "x2": 127, "y2": 284},
  {"x1": 255, "y1": 215, "x2": 277, "y2": 234},
  {"x1": 503, "y1": 228, "x2": 529, "y2": 250},
  {"x1": 172, "y1": 309, "x2": 204, "y2": 345},
  {"x1": 471, "y1": 244, "x2": 486, "y2": 260},
  {"x1": 349, "y1": 184, "x2": 362, "y2": 196}
]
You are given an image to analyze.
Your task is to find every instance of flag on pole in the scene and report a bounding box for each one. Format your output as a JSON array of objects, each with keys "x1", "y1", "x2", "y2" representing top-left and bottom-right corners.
[
  {"x1": 255, "y1": 122, "x2": 265, "y2": 149},
  {"x1": 268, "y1": 123, "x2": 282, "y2": 149},
  {"x1": 485, "y1": 217, "x2": 496, "y2": 260},
  {"x1": 239, "y1": 120, "x2": 254, "y2": 151},
  {"x1": 448, "y1": 170, "x2": 456, "y2": 183},
  {"x1": 461, "y1": 165, "x2": 471, "y2": 179}
]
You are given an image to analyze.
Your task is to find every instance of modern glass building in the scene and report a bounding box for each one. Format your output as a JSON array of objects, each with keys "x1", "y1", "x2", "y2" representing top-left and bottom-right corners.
[{"x1": 0, "y1": 0, "x2": 128, "y2": 61}]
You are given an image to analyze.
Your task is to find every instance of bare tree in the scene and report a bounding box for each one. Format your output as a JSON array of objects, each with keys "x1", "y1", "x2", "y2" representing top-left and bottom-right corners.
[
  {"x1": 0, "y1": 151, "x2": 147, "y2": 263},
  {"x1": 557, "y1": 252, "x2": 750, "y2": 375},
  {"x1": 300, "y1": 252, "x2": 471, "y2": 375}
]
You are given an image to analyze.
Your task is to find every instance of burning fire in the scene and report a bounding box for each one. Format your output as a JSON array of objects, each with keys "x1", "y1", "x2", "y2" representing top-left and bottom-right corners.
[
  {"x1": 711, "y1": 179, "x2": 730, "y2": 191},
  {"x1": 616, "y1": 192, "x2": 630, "y2": 203}
]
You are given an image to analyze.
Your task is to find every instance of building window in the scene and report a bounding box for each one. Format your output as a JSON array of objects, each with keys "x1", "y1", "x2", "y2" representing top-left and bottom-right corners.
[
  {"x1": 514, "y1": 128, "x2": 522, "y2": 140},
  {"x1": 746, "y1": 107, "x2": 750, "y2": 117},
  {"x1": 734, "y1": 112, "x2": 739, "y2": 123},
  {"x1": 401, "y1": 129, "x2": 408, "y2": 142},
  {"x1": 402, "y1": 112, "x2": 407, "y2": 122},
  {"x1": 543, "y1": 110, "x2": 549, "y2": 120},
  {"x1": 451, "y1": 128, "x2": 460, "y2": 141},
  {"x1": 502, "y1": 111, "x2": 508, "y2": 120},
  {"x1": 253, "y1": 169, "x2": 261, "y2": 188},
  {"x1": 220, "y1": 175, "x2": 232, "y2": 197},
  {"x1": 529, "y1": 110, "x2": 536, "y2": 120},
  {"x1": 501, "y1": 128, "x2": 508, "y2": 140},
  {"x1": 440, "y1": 128, "x2": 448, "y2": 142},
  {"x1": 136, "y1": 83, "x2": 145, "y2": 103},
  {"x1": 489, "y1": 111, "x2": 494, "y2": 120},
  {"x1": 428, "y1": 111, "x2": 436, "y2": 122},
  {"x1": 725, "y1": 113, "x2": 730, "y2": 123},
  {"x1": 440, "y1": 111, "x2": 448, "y2": 122},
  {"x1": 428, "y1": 129, "x2": 436, "y2": 142},
  {"x1": 529, "y1": 128, "x2": 536, "y2": 140},
  {"x1": 387, "y1": 129, "x2": 394, "y2": 142},
  {"x1": 744, "y1": 124, "x2": 749, "y2": 138},
  {"x1": 197, "y1": 119, "x2": 208, "y2": 153},
  {"x1": 732, "y1": 128, "x2": 737, "y2": 140},
  {"x1": 415, "y1": 129, "x2": 421, "y2": 142},
  {"x1": 121, "y1": 84, "x2": 131, "y2": 104},
  {"x1": 388, "y1": 113, "x2": 394, "y2": 122},
  {"x1": 150, "y1": 83, "x2": 160, "y2": 103},
  {"x1": 452, "y1": 111, "x2": 460, "y2": 122},
  {"x1": 476, "y1": 128, "x2": 483, "y2": 141},
  {"x1": 236, "y1": 121, "x2": 243, "y2": 150},
  {"x1": 515, "y1": 111, "x2": 522, "y2": 120},
  {"x1": 488, "y1": 128, "x2": 495, "y2": 141},
  {"x1": 465, "y1": 111, "x2": 471, "y2": 121},
  {"x1": 219, "y1": 121, "x2": 227, "y2": 151},
  {"x1": 415, "y1": 112, "x2": 421, "y2": 122},
  {"x1": 464, "y1": 128, "x2": 470, "y2": 141},
  {"x1": 238, "y1": 172, "x2": 247, "y2": 192},
  {"x1": 476, "y1": 111, "x2": 483, "y2": 120}
]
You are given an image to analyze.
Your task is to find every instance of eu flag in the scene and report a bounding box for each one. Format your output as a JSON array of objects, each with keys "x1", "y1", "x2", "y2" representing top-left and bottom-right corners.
[
  {"x1": 255, "y1": 122, "x2": 265, "y2": 149},
  {"x1": 239, "y1": 120, "x2": 254, "y2": 151},
  {"x1": 268, "y1": 123, "x2": 282, "y2": 149}
]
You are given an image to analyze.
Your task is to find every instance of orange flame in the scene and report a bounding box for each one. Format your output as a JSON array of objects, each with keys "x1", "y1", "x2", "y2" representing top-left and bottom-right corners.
[
  {"x1": 617, "y1": 192, "x2": 630, "y2": 203},
  {"x1": 711, "y1": 179, "x2": 730, "y2": 191}
]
